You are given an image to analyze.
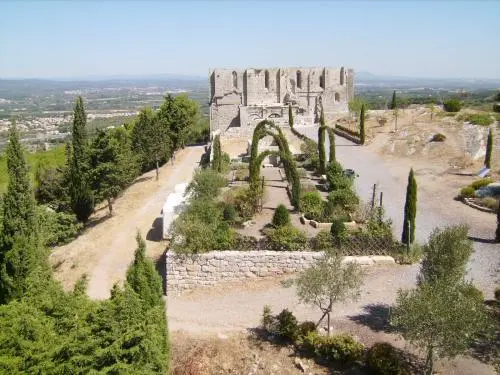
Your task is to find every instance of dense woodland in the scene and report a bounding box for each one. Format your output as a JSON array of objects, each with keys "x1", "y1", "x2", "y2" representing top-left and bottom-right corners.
[{"x1": 0, "y1": 94, "x2": 204, "y2": 373}]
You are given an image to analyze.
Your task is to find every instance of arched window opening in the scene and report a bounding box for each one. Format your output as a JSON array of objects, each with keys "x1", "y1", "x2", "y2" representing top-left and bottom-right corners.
[
  {"x1": 232, "y1": 71, "x2": 238, "y2": 89},
  {"x1": 335, "y1": 92, "x2": 340, "y2": 102},
  {"x1": 319, "y1": 73, "x2": 325, "y2": 89},
  {"x1": 265, "y1": 70, "x2": 270, "y2": 89},
  {"x1": 296, "y1": 70, "x2": 302, "y2": 89},
  {"x1": 340, "y1": 67, "x2": 345, "y2": 85}
]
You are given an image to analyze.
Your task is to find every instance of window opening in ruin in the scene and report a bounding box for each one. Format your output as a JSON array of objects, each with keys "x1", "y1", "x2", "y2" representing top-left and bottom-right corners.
[
  {"x1": 340, "y1": 67, "x2": 345, "y2": 85},
  {"x1": 335, "y1": 92, "x2": 340, "y2": 102},
  {"x1": 265, "y1": 70, "x2": 269, "y2": 89},
  {"x1": 319, "y1": 73, "x2": 325, "y2": 89},
  {"x1": 297, "y1": 70, "x2": 302, "y2": 89},
  {"x1": 232, "y1": 71, "x2": 238, "y2": 89}
]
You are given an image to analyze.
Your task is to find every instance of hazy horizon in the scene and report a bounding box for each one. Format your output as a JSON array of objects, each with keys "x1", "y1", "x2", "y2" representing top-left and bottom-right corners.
[{"x1": 1, "y1": 1, "x2": 499, "y2": 80}]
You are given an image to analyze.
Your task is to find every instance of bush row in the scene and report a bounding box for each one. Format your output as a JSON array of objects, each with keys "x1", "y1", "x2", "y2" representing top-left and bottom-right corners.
[{"x1": 261, "y1": 307, "x2": 409, "y2": 373}]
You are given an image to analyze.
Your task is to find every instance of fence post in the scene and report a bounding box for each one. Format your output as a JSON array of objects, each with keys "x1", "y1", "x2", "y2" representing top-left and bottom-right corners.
[
  {"x1": 371, "y1": 184, "x2": 377, "y2": 212},
  {"x1": 378, "y1": 192, "x2": 383, "y2": 223}
]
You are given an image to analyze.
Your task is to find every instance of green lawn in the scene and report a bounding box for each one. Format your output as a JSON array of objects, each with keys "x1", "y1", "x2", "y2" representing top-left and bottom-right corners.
[{"x1": 0, "y1": 145, "x2": 66, "y2": 193}]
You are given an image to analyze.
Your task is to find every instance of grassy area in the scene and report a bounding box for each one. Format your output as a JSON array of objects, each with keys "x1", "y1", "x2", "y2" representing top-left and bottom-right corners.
[{"x1": 0, "y1": 145, "x2": 66, "y2": 193}]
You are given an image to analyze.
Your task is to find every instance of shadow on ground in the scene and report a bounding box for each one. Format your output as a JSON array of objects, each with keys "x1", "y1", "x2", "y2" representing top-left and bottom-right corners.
[
  {"x1": 155, "y1": 251, "x2": 167, "y2": 295},
  {"x1": 468, "y1": 236, "x2": 497, "y2": 244},
  {"x1": 84, "y1": 215, "x2": 112, "y2": 231},
  {"x1": 348, "y1": 303, "x2": 393, "y2": 333},
  {"x1": 147, "y1": 217, "x2": 163, "y2": 242}
]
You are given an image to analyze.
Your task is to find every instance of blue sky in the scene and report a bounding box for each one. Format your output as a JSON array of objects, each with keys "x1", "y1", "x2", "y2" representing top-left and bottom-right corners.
[{"x1": 1, "y1": 0, "x2": 499, "y2": 79}]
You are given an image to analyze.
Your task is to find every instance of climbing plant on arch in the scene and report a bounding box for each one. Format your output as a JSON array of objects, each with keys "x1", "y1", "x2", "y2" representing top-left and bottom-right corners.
[{"x1": 249, "y1": 120, "x2": 301, "y2": 210}]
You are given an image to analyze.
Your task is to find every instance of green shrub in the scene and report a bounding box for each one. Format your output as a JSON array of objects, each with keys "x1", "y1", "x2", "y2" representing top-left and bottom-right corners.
[
  {"x1": 261, "y1": 305, "x2": 277, "y2": 332},
  {"x1": 300, "y1": 191, "x2": 324, "y2": 218},
  {"x1": 470, "y1": 178, "x2": 492, "y2": 190},
  {"x1": 302, "y1": 332, "x2": 364, "y2": 364},
  {"x1": 443, "y1": 99, "x2": 463, "y2": 112},
  {"x1": 267, "y1": 225, "x2": 308, "y2": 251},
  {"x1": 327, "y1": 189, "x2": 359, "y2": 209},
  {"x1": 221, "y1": 152, "x2": 231, "y2": 173},
  {"x1": 186, "y1": 168, "x2": 227, "y2": 199},
  {"x1": 460, "y1": 283, "x2": 484, "y2": 303},
  {"x1": 466, "y1": 114, "x2": 494, "y2": 126},
  {"x1": 222, "y1": 203, "x2": 237, "y2": 223},
  {"x1": 330, "y1": 219, "x2": 348, "y2": 241},
  {"x1": 298, "y1": 321, "x2": 317, "y2": 337},
  {"x1": 493, "y1": 103, "x2": 500, "y2": 113},
  {"x1": 272, "y1": 204, "x2": 290, "y2": 228},
  {"x1": 276, "y1": 309, "x2": 299, "y2": 341},
  {"x1": 37, "y1": 207, "x2": 83, "y2": 246},
  {"x1": 366, "y1": 342, "x2": 409, "y2": 375},
  {"x1": 430, "y1": 133, "x2": 446, "y2": 142},
  {"x1": 312, "y1": 230, "x2": 334, "y2": 251},
  {"x1": 392, "y1": 243, "x2": 423, "y2": 265},
  {"x1": 460, "y1": 186, "x2": 476, "y2": 198},
  {"x1": 225, "y1": 187, "x2": 254, "y2": 220}
]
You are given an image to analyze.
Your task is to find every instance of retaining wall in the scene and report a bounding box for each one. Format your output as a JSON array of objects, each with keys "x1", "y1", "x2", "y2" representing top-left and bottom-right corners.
[{"x1": 165, "y1": 250, "x2": 394, "y2": 293}]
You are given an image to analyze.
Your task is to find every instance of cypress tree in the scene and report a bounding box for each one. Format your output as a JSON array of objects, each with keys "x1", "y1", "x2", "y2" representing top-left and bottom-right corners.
[
  {"x1": 288, "y1": 103, "x2": 293, "y2": 128},
  {"x1": 402, "y1": 168, "x2": 417, "y2": 245},
  {"x1": 126, "y1": 233, "x2": 163, "y2": 308},
  {"x1": 327, "y1": 128, "x2": 336, "y2": 162},
  {"x1": 69, "y1": 97, "x2": 94, "y2": 222},
  {"x1": 390, "y1": 90, "x2": 397, "y2": 110},
  {"x1": 485, "y1": 128, "x2": 493, "y2": 169},
  {"x1": 0, "y1": 123, "x2": 42, "y2": 303},
  {"x1": 318, "y1": 109, "x2": 326, "y2": 174},
  {"x1": 360, "y1": 104, "x2": 366, "y2": 145},
  {"x1": 212, "y1": 134, "x2": 222, "y2": 172}
]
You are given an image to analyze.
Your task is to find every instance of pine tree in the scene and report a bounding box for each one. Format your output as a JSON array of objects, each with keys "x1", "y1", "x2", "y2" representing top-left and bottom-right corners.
[
  {"x1": 89, "y1": 129, "x2": 139, "y2": 215},
  {"x1": 327, "y1": 128, "x2": 336, "y2": 162},
  {"x1": 69, "y1": 97, "x2": 94, "y2": 222},
  {"x1": 360, "y1": 104, "x2": 366, "y2": 144},
  {"x1": 0, "y1": 123, "x2": 43, "y2": 304},
  {"x1": 485, "y1": 128, "x2": 493, "y2": 169},
  {"x1": 318, "y1": 109, "x2": 326, "y2": 175},
  {"x1": 126, "y1": 233, "x2": 163, "y2": 308},
  {"x1": 390, "y1": 90, "x2": 397, "y2": 110},
  {"x1": 402, "y1": 168, "x2": 417, "y2": 245}
]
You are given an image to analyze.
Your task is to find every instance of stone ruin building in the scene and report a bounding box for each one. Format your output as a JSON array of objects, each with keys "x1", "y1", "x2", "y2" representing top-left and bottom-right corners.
[{"x1": 209, "y1": 67, "x2": 354, "y2": 140}]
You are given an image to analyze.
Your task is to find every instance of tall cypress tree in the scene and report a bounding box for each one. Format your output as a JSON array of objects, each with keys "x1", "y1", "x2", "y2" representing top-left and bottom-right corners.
[
  {"x1": 327, "y1": 128, "x2": 336, "y2": 162},
  {"x1": 390, "y1": 90, "x2": 397, "y2": 110},
  {"x1": 69, "y1": 97, "x2": 94, "y2": 222},
  {"x1": 485, "y1": 128, "x2": 493, "y2": 169},
  {"x1": 402, "y1": 168, "x2": 417, "y2": 245},
  {"x1": 0, "y1": 123, "x2": 42, "y2": 303},
  {"x1": 211, "y1": 135, "x2": 222, "y2": 172},
  {"x1": 318, "y1": 109, "x2": 326, "y2": 174},
  {"x1": 288, "y1": 103, "x2": 294, "y2": 128},
  {"x1": 360, "y1": 104, "x2": 366, "y2": 144},
  {"x1": 126, "y1": 233, "x2": 163, "y2": 308}
]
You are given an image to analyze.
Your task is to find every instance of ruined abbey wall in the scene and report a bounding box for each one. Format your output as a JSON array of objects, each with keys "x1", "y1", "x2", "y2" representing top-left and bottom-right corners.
[{"x1": 209, "y1": 67, "x2": 354, "y2": 138}]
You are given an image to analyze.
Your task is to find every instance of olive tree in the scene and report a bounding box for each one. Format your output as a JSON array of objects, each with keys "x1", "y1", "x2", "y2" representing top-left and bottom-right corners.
[
  {"x1": 296, "y1": 250, "x2": 364, "y2": 335},
  {"x1": 391, "y1": 281, "x2": 488, "y2": 375}
]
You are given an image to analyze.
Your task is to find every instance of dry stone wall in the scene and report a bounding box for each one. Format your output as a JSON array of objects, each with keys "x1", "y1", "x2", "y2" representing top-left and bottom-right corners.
[{"x1": 165, "y1": 250, "x2": 394, "y2": 293}]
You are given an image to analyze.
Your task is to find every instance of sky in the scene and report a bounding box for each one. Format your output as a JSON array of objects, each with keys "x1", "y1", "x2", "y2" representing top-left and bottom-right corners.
[{"x1": 1, "y1": 0, "x2": 499, "y2": 79}]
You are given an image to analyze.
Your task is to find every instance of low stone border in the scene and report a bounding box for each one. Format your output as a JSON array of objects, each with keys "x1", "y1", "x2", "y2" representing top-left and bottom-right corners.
[
  {"x1": 333, "y1": 128, "x2": 361, "y2": 145},
  {"x1": 166, "y1": 250, "x2": 395, "y2": 293},
  {"x1": 299, "y1": 214, "x2": 359, "y2": 231},
  {"x1": 463, "y1": 198, "x2": 496, "y2": 213}
]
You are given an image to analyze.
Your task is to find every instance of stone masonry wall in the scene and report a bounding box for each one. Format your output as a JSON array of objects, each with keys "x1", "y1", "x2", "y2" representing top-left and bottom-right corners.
[{"x1": 166, "y1": 250, "x2": 394, "y2": 293}]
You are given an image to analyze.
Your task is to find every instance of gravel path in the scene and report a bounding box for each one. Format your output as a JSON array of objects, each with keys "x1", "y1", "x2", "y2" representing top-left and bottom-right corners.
[{"x1": 51, "y1": 145, "x2": 205, "y2": 299}]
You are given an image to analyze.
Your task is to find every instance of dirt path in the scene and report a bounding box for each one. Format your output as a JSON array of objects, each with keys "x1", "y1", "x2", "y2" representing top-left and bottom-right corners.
[{"x1": 50, "y1": 145, "x2": 204, "y2": 299}]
